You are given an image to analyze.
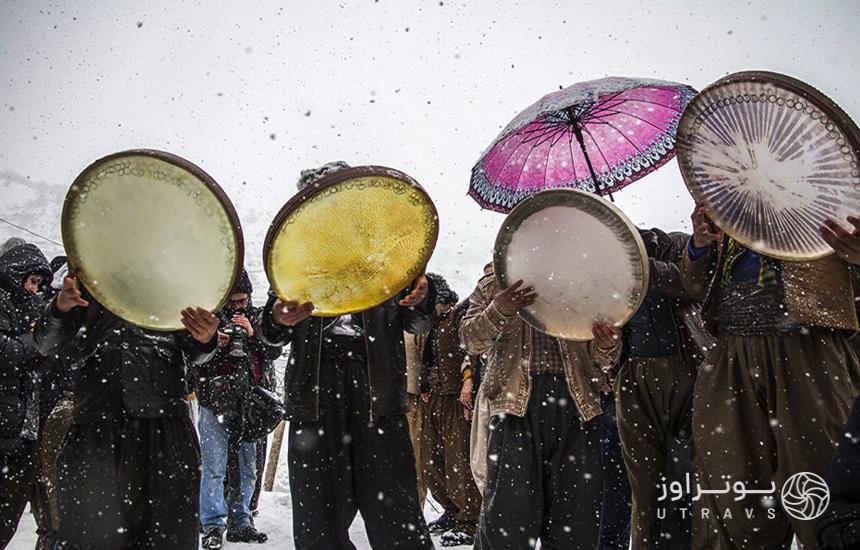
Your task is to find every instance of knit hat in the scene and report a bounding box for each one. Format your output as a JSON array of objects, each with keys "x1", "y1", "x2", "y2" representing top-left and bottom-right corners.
[
  {"x1": 231, "y1": 268, "x2": 253, "y2": 296},
  {"x1": 296, "y1": 161, "x2": 351, "y2": 191},
  {"x1": 426, "y1": 272, "x2": 458, "y2": 305}
]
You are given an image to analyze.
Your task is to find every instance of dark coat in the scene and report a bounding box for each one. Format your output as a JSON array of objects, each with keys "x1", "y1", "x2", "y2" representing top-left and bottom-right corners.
[
  {"x1": 418, "y1": 301, "x2": 471, "y2": 396},
  {"x1": 817, "y1": 394, "x2": 860, "y2": 549},
  {"x1": 623, "y1": 229, "x2": 712, "y2": 362},
  {"x1": 0, "y1": 243, "x2": 50, "y2": 443},
  {"x1": 34, "y1": 286, "x2": 217, "y2": 424},
  {"x1": 258, "y1": 284, "x2": 437, "y2": 422}
]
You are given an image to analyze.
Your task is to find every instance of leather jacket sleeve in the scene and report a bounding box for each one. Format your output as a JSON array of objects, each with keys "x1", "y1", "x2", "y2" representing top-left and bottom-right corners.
[
  {"x1": 399, "y1": 277, "x2": 438, "y2": 335},
  {"x1": 33, "y1": 298, "x2": 87, "y2": 358},
  {"x1": 460, "y1": 273, "x2": 515, "y2": 355},
  {"x1": 256, "y1": 291, "x2": 297, "y2": 347},
  {"x1": 179, "y1": 331, "x2": 218, "y2": 365}
]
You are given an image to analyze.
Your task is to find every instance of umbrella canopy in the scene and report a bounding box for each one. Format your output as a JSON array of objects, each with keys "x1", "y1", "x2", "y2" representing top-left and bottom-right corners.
[{"x1": 470, "y1": 76, "x2": 697, "y2": 213}]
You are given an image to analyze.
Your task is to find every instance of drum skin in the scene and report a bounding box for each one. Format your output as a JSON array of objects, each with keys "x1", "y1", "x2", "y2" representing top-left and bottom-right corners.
[
  {"x1": 264, "y1": 166, "x2": 438, "y2": 317},
  {"x1": 677, "y1": 71, "x2": 860, "y2": 260},
  {"x1": 493, "y1": 188, "x2": 648, "y2": 341},
  {"x1": 61, "y1": 150, "x2": 243, "y2": 331}
]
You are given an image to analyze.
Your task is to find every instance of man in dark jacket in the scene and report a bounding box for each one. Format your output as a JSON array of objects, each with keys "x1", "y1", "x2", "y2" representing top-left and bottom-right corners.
[
  {"x1": 614, "y1": 228, "x2": 712, "y2": 550},
  {"x1": 417, "y1": 274, "x2": 482, "y2": 547},
  {"x1": 34, "y1": 271, "x2": 219, "y2": 549},
  {"x1": 0, "y1": 240, "x2": 52, "y2": 547},
  {"x1": 194, "y1": 269, "x2": 281, "y2": 548},
  {"x1": 257, "y1": 161, "x2": 437, "y2": 550}
]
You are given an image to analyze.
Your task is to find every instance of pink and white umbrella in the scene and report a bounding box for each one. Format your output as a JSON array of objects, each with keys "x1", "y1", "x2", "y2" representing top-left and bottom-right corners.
[{"x1": 470, "y1": 76, "x2": 697, "y2": 212}]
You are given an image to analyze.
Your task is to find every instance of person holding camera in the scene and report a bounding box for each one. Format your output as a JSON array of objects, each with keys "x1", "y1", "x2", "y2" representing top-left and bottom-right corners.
[{"x1": 194, "y1": 270, "x2": 281, "y2": 549}]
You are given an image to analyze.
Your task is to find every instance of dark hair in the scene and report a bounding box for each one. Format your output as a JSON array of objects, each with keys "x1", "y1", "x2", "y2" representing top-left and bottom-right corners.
[
  {"x1": 231, "y1": 269, "x2": 252, "y2": 296},
  {"x1": 425, "y1": 272, "x2": 458, "y2": 305}
]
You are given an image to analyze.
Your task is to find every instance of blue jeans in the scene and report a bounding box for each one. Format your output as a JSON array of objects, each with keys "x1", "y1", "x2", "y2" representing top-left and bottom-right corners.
[{"x1": 198, "y1": 406, "x2": 257, "y2": 529}]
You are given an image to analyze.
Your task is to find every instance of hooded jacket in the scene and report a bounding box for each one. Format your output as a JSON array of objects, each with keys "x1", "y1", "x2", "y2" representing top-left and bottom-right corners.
[{"x1": 0, "y1": 243, "x2": 51, "y2": 442}]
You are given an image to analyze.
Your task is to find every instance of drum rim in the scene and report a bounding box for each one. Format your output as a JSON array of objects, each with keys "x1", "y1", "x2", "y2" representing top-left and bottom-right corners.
[
  {"x1": 263, "y1": 165, "x2": 440, "y2": 316},
  {"x1": 492, "y1": 188, "x2": 649, "y2": 341},
  {"x1": 61, "y1": 148, "x2": 245, "y2": 331},
  {"x1": 677, "y1": 70, "x2": 860, "y2": 261}
]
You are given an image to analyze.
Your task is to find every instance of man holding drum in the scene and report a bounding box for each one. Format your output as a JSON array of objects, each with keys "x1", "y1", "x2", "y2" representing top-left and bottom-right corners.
[
  {"x1": 257, "y1": 162, "x2": 438, "y2": 550},
  {"x1": 460, "y1": 267, "x2": 622, "y2": 550},
  {"x1": 33, "y1": 274, "x2": 219, "y2": 550},
  {"x1": 683, "y1": 206, "x2": 860, "y2": 549}
]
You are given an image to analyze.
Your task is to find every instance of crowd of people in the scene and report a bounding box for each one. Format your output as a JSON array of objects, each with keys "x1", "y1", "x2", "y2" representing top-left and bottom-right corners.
[{"x1": 1, "y1": 159, "x2": 860, "y2": 550}]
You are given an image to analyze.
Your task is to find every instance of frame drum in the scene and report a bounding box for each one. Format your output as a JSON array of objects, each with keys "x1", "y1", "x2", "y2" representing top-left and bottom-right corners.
[
  {"x1": 494, "y1": 188, "x2": 648, "y2": 341},
  {"x1": 677, "y1": 71, "x2": 860, "y2": 260},
  {"x1": 264, "y1": 166, "x2": 438, "y2": 316},
  {"x1": 62, "y1": 150, "x2": 243, "y2": 330}
]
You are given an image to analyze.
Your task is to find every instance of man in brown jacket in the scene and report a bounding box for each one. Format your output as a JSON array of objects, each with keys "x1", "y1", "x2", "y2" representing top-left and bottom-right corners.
[
  {"x1": 460, "y1": 266, "x2": 621, "y2": 550},
  {"x1": 418, "y1": 273, "x2": 482, "y2": 547},
  {"x1": 685, "y1": 206, "x2": 860, "y2": 550}
]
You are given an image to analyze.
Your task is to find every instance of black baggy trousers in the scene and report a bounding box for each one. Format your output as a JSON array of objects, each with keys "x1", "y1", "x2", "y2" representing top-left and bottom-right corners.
[
  {"x1": 287, "y1": 351, "x2": 433, "y2": 550},
  {"x1": 476, "y1": 373, "x2": 605, "y2": 550},
  {"x1": 55, "y1": 415, "x2": 200, "y2": 550}
]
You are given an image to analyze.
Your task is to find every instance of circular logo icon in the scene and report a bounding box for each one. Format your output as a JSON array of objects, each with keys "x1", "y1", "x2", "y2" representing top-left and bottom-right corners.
[{"x1": 781, "y1": 472, "x2": 830, "y2": 521}]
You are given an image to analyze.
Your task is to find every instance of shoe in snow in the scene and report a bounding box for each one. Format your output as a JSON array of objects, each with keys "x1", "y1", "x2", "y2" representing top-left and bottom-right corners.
[
  {"x1": 428, "y1": 511, "x2": 457, "y2": 534},
  {"x1": 201, "y1": 526, "x2": 224, "y2": 549},
  {"x1": 226, "y1": 525, "x2": 269, "y2": 543},
  {"x1": 440, "y1": 528, "x2": 475, "y2": 547}
]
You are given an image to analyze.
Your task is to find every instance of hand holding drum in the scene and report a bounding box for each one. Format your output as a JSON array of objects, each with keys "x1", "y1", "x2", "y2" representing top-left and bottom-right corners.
[
  {"x1": 57, "y1": 271, "x2": 218, "y2": 343},
  {"x1": 492, "y1": 280, "x2": 537, "y2": 316}
]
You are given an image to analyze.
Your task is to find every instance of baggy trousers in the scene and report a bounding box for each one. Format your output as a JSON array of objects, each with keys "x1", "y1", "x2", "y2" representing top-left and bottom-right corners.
[
  {"x1": 420, "y1": 393, "x2": 482, "y2": 531},
  {"x1": 475, "y1": 373, "x2": 605, "y2": 550},
  {"x1": 55, "y1": 415, "x2": 201, "y2": 550},
  {"x1": 0, "y1": 439, "x2": 35, "y2": 548},
  {"x1": 287, "y1": 353, "x2": 433, "y2": 550},
  {"x1": 406, "y1": 393, "x2": 428, "y2": 509},
  {"x1": 692, "y1": 329, "x2": 860, "y2": 550},
  {"x1": 33, "y1": 396, "x2": 74, "y2": 550},
  {"x1": 616, "y1": 354, "x2": 697, "y2": 549},
  {"x1": 599, "y1": 391, "x2": 633, "y2": 550}
]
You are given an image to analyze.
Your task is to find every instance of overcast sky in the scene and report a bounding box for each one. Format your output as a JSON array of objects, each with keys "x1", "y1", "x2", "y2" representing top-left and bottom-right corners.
[{"x1": 2, "y1": 0, "x2": 859, "y2": 297}]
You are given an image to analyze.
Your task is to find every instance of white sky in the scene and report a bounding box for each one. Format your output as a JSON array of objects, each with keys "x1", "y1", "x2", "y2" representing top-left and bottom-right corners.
[{"x1": 1, "y1": 0, "x2": 859, "y2": 297}]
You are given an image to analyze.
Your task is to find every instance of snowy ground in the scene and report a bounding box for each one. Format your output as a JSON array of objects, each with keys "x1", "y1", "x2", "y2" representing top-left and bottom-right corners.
[{"x1": 6, "y1": 491, "x2": 466, "y2": 549}]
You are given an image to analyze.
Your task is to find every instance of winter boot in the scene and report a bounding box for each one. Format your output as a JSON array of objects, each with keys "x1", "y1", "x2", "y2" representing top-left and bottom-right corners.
[
  {"x1": 226, "y1": 525, "x2": 269, "y2": 543},
  {"x1": 201, "y1": 526, "x2": 224, "y2": 549},
  {"x1": 440, "y1": 528, "x2": 475, "y2": 547},
  {"x1": 428, "y1": 511, "x2": 457, "y2": 534}
]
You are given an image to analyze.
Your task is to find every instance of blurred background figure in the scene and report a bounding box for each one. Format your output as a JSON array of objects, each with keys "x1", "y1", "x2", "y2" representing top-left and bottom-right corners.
[
  {"x1": 417, "y1": 273, "x2": 482, "y2": 547},
  {"x1": 0, "y1": 239, "x2": 51, "y2": 548}
]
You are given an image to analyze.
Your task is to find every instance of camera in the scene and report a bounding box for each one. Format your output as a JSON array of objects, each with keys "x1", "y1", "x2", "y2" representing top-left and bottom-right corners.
[{"x1": 222, "y1": 322, "x2": 249, "y2": 358}]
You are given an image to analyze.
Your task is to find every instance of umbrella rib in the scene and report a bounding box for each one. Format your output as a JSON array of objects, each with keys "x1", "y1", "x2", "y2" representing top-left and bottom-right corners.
[
  {"x1": 597, "y1": 109, "x2": 667, "y2": 132},
  {"x1": 492, "y1": 134, "x2": 533, "y2": 186},
  {"x1": 581, "y1": 125, "x2": 612, "y2": 181},
  {"x1": 513, "y1": 134, "x2": 542, "y2": 191},
  {"x1": 599, "y1": 120, "x2": 647, "y2": 155},
  {"x1": 584, "y1": 94, "x2": 628, "y2": 118},
  {"x1": 543, "y1": 128, "x2": 568, "y2": 189},
  {"x1": 567, "y1": 130, "x2": 580, "y2": 185}
]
